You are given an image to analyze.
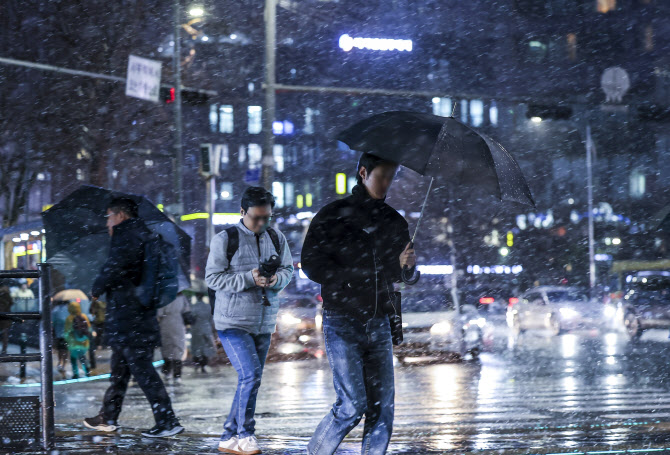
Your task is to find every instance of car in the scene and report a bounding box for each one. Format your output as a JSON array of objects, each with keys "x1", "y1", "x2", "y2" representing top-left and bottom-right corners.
[
  {"x1": 507, "y1": 286, "x2": 601, "y2": 335},
  {"x1": 609, "y1": 271, "x2": 670, "y2": 340},
  {"x1": 459, "y1": 276, "x2": 520, "y2": 319},
  {"x1": 394, "y1": 289, "x2": 488, "y2": 363},
  {"x1": 272, "y1": 293, "x2": 324, "y2": 358}
]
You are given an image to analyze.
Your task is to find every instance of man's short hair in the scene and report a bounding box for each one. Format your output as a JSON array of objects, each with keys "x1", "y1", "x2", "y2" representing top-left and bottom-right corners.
[
  {"x1": 241, "y1": 187, "x2": 275, "y2": 212},
  {"x1": 356, "y1": 152, "x2": 397, "y2": 185},
  {"x1": 107, "y1": 197, "x2": 139, "y2": 218}
]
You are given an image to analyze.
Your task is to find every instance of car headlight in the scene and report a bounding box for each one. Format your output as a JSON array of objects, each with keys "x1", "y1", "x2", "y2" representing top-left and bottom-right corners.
[
  {"x1": 280, "y1": 313, "x2": 302, "y2": 326},
  {"x1": 559, "y1": 307, "x2": 579, "y2": 318},
  {"x1": 430, "y1": 321, "x2": 452, "y2": 336},
  {"x1": 604, "y1": 305, "x2": 616, "y2": 318}
]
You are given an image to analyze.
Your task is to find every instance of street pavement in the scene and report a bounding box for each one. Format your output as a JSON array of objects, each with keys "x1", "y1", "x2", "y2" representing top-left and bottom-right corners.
[{"x1": 4, "y1": 323, "x2": 670, "y2": 454}]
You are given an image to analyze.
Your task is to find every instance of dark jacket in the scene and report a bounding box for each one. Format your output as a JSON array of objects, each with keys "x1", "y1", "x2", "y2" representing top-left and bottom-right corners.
[
  {"x1": 91, "y1": 218, "x2": 160, "y2": 348},
  {"x1": 0, "y1": 286, "x2": 13, "y2": 330},
  {"x1": 301, "y1": 184, "x2": 411, "y2": 322}
]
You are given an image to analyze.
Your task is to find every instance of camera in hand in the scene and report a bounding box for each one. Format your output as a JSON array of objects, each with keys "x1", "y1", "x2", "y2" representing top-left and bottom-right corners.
[
  {"x1": 260, "y1": 254, "x2": 281, "y2": 278},
  {"x1": 259, "y1": 254, "x2": 281, "y2": 306}
]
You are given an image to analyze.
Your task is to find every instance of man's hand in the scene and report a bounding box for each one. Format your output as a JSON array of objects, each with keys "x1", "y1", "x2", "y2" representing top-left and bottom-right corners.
[
  {"x1": 268, "y1": 275, "x2": 278, "y2": 288},
  {"x1": 399, "y1": 242, "x2": 417, "y2": 269},
  {"x1": 252, "y1": 269, "x2": 269, "y2": 288}
]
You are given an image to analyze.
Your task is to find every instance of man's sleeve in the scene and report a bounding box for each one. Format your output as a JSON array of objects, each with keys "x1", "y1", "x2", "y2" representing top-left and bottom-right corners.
[
  {"x1": 205, "y1": 232, "x2": 256, "y2": 293},
  {"x1": 301, "y1": 210, "x2": 363, "y2": 286},
  {"x1": 269, "y1": 234, "x2": 294, "y2": 291}
]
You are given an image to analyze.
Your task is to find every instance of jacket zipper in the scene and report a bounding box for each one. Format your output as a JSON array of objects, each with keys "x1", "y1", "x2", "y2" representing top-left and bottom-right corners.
[
  {"x1": 256, "y1": 234, "x2": 265, "y2": 332},
  {"x1": 372, "y1": 245, "x2": 379, "y2": 318}
]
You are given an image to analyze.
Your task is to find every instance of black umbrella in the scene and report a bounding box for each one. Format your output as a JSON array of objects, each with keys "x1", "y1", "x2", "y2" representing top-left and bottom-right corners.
[
  {"x1": 42, "y1": 185, "x2": 191, "y2": 293},
  {"x1": 338, "y1": 111, "x2": 535, "y2": 284},
  {"x1": 654, "y1": 204, "x2": 670, "y2": 236}
]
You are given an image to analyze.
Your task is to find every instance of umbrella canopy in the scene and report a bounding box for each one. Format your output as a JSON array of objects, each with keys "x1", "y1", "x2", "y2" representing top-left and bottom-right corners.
[
  {"x1": 53, "y1": 289, "x2": 88, "y2": 303},
  {"x1": 42, "y1": 185, "x2": 191, "y2": 293},
  {"x1": 338, "y1": 111, "x2": 534, "y2": 286},
  {"x1": 337, "y1": 111, "x2": 535, "y2": 207}
]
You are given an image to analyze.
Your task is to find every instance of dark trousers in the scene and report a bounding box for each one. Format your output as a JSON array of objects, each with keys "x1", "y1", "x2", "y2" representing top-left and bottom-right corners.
[
  {"x1": 162, "y1": 359, "x2": 183, "y2": 378},
  {"x1": 100, "y1": 345, "x2": 178, "y2": 426},
  {"x1": 89, "y1": 324, "x2": 104, "y2": 369},
  {"x1": 192, "y1": 355, "x2": 209, "y2": 369}
]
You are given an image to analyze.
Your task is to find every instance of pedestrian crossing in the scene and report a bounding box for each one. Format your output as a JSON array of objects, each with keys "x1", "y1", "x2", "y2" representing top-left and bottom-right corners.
[{"x1": 8, "y1": 329, "x2": 670, "y2": 454}]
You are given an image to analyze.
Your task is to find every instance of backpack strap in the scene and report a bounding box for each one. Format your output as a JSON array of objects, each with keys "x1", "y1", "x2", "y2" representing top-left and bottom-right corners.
[
  {"x1": 225, "y1": 226, "x2": 240, "y2": 266},
  {"x1": 210, "y1": 226, "x2": 240, "y2": 315},
  {"x1": 267, "y1": 227, "x2": 281, "y2": 256}
]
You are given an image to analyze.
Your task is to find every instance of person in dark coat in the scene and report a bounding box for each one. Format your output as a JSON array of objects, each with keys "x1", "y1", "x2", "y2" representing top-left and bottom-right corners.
[
  {"x1": 83, "y1": 197, "x2": 183, "y2": 438},
  {"x1": 0, "y1": 283, "x2": 13, "y2": 355},
  {"x1": 302, "y1": 152, "x2": 416, "y2": 455}
]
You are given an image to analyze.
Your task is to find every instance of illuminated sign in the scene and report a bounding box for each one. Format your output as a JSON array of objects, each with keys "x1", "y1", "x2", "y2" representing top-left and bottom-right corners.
[{"x1": 338, "y1": 34, "x2": 413, "y2": 52}]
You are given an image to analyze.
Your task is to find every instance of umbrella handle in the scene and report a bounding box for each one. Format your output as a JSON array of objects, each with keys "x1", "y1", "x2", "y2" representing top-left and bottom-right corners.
[
  {"x1": 402, "y1": 265, "x2": 420, "y2": 285},
  {"x1": 401, "y1": 241, "x2": 420, "y2": 285}
]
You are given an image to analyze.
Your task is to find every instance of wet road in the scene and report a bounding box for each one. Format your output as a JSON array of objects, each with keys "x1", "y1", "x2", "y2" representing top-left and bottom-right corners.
[{"x1": 5, "y1": 323, "x2": 670, "y2": 453}]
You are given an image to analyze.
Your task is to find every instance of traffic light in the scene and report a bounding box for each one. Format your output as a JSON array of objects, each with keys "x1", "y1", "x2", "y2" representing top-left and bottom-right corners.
[
  {"x1": 638, "y1": 104, "x2": 670, "y2": 122},
  {"x1": 160, "y1": 87, "x2": 175, "y2": 104},
  {"x1": 159, "y1": 87, "x2": 210, "y2": 105},
  {"x1": 526, "y1": 104, "x2": 572, "y2": 121},
  {"x1": 182, "y1": 89, "x2": 210, "y2": 105},
  {"x1": 199, "y1": 143, "x2": 220, "y2": 178}
]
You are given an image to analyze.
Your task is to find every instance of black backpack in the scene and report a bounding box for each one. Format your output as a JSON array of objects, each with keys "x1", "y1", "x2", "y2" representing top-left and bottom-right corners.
[
  {"x1": 72, "y1": 314, "x2": 90, "y2": 340},
  {"x1": 136, "y1": 233, "x2": 180, "y2": 309},
  {"x1": 209, "y1": 226, "x2": 281, "y2": 314}
]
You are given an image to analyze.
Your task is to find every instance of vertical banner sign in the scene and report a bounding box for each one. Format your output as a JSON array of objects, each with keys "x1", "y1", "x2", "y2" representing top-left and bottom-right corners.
[{"x1": 126, "y1": 55, "x2": 162, "y2": 102}]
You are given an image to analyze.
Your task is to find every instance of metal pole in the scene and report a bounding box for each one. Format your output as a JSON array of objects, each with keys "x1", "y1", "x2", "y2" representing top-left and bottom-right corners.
[
  {"x1": 447, "y1": 187, "x2": 460, "y2": 313},
  {"x1": 449, "y1": 244, "x2": 460, "y2": 313},
  {"x1": 270, "y1": 82, "x2": 583, "y2": 105},
  {"x1": 19, "y1": 332, "x2": 26, "y2": 381},
  {"x1": 37, "y1": 263, "x2": 54, "y2": 451},
  {"x1": 206, "y1": 177, "x2": 215, "y2": 247},
  {"x1": 0, "y1": 57, "x2": 216, "y2": 95},
  {"x1": 586, "y1": 125, "x2": 596, "y2": 298},
  {"x1": 173, "y1": 0, "x2": 184, "y2": 215},
  {"x1": 262, "y1": 0, "x2": 277, "y2": 191}
]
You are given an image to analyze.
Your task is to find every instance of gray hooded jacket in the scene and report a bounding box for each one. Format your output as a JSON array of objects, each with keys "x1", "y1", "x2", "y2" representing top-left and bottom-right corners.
[{"x1": 205, "y1": 221, "x2": 293, "y2": 334}]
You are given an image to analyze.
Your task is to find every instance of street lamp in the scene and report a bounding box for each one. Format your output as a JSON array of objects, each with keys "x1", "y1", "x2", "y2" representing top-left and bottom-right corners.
[{"x1": 188, "y1": 6, "x2": 204, "y2": 17}]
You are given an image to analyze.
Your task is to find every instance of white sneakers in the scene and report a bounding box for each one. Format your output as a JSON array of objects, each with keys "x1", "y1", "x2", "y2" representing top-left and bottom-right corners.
[
  {"x1": 218, "y1": 435, "x2": 261, "y2": 455},
  {"x1": 218, "y1": 436, "x2": 239, "y2": 454},
  {"x1": 238, "y1": 436, "x2": 261, "y2": 454}
]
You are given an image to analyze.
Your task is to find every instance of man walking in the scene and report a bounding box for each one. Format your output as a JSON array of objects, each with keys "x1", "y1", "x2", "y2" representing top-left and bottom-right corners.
[
  {"x1": 302, "y1": 153, "x2": 416, "y2": 455},
  {"x1": 83, "y1": 197, "x2": 183, "y2": 437},
  {"x1": 206, "y1": 187, "x2": 293, "y2": 455}
]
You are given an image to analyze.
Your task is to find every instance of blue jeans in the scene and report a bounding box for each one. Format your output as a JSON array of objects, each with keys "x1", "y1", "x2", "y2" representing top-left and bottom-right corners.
[
  {"x1": 217, "y1": 329, "x2": 272, "y2": 440},
  {"x1": 308, "y1": 310, "x2": 395, "y2": 455}
]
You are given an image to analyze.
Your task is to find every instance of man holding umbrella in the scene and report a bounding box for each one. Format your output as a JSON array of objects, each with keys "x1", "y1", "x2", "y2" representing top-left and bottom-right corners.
[
  {"x1": 302, "y1": 152, "x2": 416, "y2": 455},
  {"x1": 83, "y1": 198, "x2": 183, "y2": 438}
]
